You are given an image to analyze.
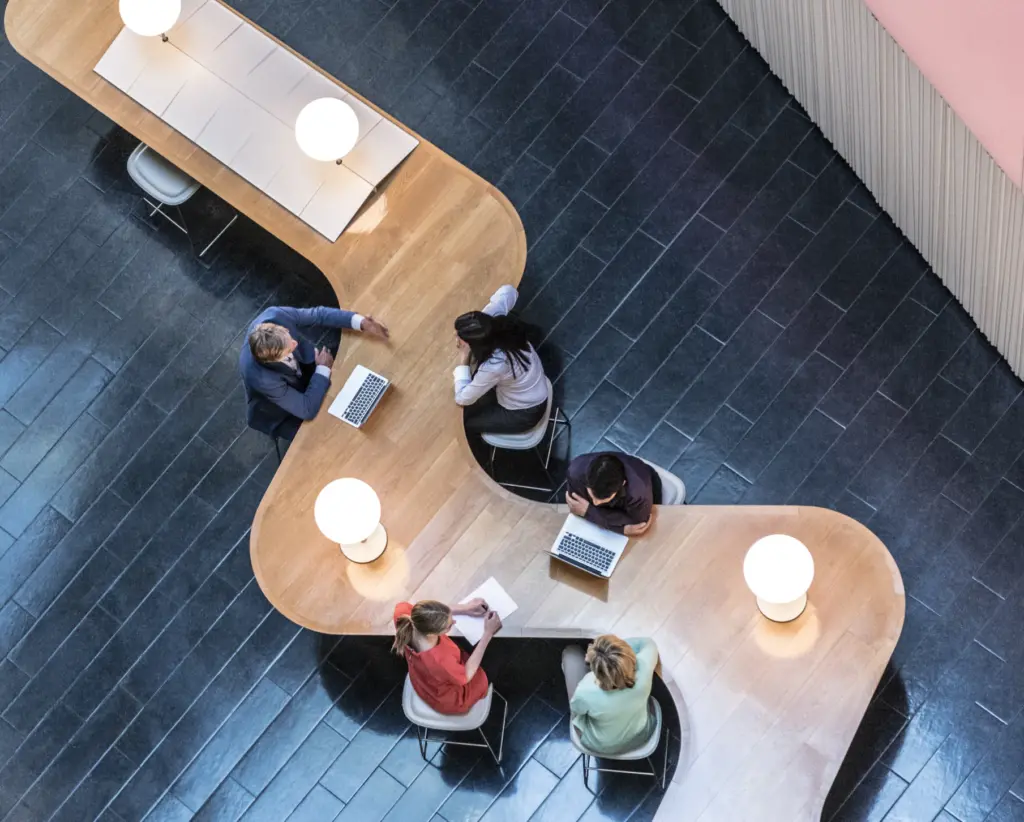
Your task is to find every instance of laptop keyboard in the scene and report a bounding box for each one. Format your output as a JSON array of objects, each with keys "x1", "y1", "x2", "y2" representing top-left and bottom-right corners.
[
  {"x1": 343, "y1": 373, "x2": 387, "y2": 425},
  {"x1": 556, "y1": 533, "x2": 616, "y2": 575}
]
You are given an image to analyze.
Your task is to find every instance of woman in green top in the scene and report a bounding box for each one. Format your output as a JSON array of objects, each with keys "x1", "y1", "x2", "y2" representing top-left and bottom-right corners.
[{"x1": 562, "y1": 635, "x2": 659, "y2": 755}]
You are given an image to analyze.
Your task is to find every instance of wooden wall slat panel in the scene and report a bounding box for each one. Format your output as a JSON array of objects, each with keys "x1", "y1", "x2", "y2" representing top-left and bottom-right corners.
[{"x1": 718, "y1": 0, "x2": 1024, "y2": 377}]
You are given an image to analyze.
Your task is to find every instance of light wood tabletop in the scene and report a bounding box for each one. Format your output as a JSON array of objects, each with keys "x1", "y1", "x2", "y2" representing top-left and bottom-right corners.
[{"x1": 6, "y1": 0, "x2": 905, "y2": 818}]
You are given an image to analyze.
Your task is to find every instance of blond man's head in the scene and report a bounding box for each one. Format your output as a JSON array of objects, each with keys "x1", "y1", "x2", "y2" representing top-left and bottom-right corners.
[
  {"x1": 248, "y1": 323, "x2": 294, "y2": 363},
  {"x1": 586, "y1": 634, "x2": 637, "y2": 691}
]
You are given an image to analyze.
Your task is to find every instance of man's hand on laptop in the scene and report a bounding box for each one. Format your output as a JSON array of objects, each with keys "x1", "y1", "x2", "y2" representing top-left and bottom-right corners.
[{"x1": 566, "y1": 491, "x2": 590, "y2": 518}]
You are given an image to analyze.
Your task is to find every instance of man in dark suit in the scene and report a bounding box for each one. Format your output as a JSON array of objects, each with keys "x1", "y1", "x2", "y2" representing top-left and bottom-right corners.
[{"x1": 239, "y1": 305, "x2": 389, "y2": 441}]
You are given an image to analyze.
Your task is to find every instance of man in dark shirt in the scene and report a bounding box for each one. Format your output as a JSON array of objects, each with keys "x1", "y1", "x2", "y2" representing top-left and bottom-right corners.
[{"x1": 565, "y1": 452, "x2": 662, "y2": 536}]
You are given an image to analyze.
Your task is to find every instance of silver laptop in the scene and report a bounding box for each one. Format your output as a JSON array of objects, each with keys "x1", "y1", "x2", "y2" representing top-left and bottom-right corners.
[
  {"x1": 547, "y1": 514, "x2": 629, "y2": 578},
  {"x1": 328, "y1": 365, "x2": 390, "y2": 427}
]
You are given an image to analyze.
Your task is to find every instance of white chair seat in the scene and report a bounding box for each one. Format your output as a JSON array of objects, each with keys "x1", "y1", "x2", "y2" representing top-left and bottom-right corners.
[
  {"x1": 402, "y1": 675, "x2": 492, "y2": 731},
  {"x1": 127, "y1": 143, "x2": 200, "y2": 206},
  {"x1": 570, "y1": 697, "x2": 662, "y2": 760},
  {"x1": 481, "y1": 378, "x2": 554, "y2": 450},
  {"x1": 639, "y1": 457, "x2": 686, "y2": 505}
]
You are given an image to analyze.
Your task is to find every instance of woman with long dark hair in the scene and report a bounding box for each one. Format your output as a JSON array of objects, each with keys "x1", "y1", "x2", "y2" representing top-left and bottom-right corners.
[{"x1": 453, "y1": 285, "x2": 549, "y2": 434}]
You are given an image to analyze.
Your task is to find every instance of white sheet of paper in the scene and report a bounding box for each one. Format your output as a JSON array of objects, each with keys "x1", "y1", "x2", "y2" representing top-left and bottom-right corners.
[{"x1": 452, "y1": 577, "x2": 518, "y2": 646}]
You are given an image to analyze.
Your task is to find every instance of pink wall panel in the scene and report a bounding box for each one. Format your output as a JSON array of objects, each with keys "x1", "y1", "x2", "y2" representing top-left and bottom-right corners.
[{"x1": 864, "y1": 0, "x2": 1024, "y2": 186}]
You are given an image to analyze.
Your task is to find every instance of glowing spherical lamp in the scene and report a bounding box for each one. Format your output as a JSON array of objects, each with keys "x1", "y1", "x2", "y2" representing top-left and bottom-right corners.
[
  {"x1": 314, "y1": 478, "x2": 387, "y2": 563},
  {"x1": 119, "y1": 0, "x2": 181, "y2": 39},
  {"x1": 295, "y1": 98, "x2": 360, "y2": 164},
  {"x1": 743, "y1": 534, "x2": 814, "y2": 622}
]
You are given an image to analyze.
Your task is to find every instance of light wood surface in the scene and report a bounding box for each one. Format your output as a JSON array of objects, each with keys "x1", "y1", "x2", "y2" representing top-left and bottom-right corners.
[{"x1": 5, "y1": 1, "x2": 905, "y2": 818}]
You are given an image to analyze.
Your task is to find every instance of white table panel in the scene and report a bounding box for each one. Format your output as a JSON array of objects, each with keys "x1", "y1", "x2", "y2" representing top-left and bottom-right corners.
[
  {"x1": 301, "y1": 164, "x2": 374, "y2": 241},
  {"x1": 201, "y1": 22, "x2": 276, "y2": 87},
  {"x1": 128, "y1": 45, "x2": 201, "y2": 116},
  {"x1": 94, "y1": 29, "x2": 163, "y2": 92},
  {"x1": 163, "y1": 71, "x2": 233, "y2": 141},
  {"x1": 343, "y1": 94, "x2": 383, "y2": 148},
  {"x1": 170, "y1": 0, "x2": 241, "y2": 61},
  {"x1": 230, "y1": 111, "x2": 292, "y2": 190},
  {"x1": 265, "y1": 144, "x2": 332, "y2": 214},
  {"x1": 274, "y1": 68, "x2": 341, "y2": 129},
  {"x1": 196, "y1": 91, "x2": 265, "y2": 165},
  {"x1": 176, "y1": 0, "x2": 208, "y2": 26},
  {"x1": 343, "y1": 119, "x2": 418, "y2": 186},
  {"x1": 95, "y1": 10, "x2": 418, "y2": 241},
  {"x1": 240, "y1": 46, "x2": 309, "y2": 123}
]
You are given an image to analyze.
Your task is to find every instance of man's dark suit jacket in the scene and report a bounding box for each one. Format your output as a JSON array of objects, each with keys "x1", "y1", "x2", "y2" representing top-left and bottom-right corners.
[{"x1": 239, "y1": 306, "x2": 357, "y2": 440}]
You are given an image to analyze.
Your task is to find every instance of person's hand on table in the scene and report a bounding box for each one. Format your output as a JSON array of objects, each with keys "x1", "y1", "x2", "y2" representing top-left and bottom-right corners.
[
  {"x1": 624, "y1": 509, "x2": 655, "y2": 537},
  {"x1": 483, "y1": 611, "x2": 502, "y2": 637},
  {"x1": 360, "y1": 316, "x2": 390, "y2": 339},
  {"x1": 314, "y1": 347, "x2": 334, "y2": 368},
  {"x1": 566, "y1": 491, "x2": 590, "y2": 518},
  {"x1": 454, "y1": 598, "x2": 489, "y2": 617}
]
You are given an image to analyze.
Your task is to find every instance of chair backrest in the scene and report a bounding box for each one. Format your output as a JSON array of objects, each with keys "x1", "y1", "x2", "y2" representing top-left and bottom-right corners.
[
  {"x1": 479, "y1": 378, "x2": 554, "y2": 449},
  {"x1": 569, "y1": 696, "x2": 664, "y2": 759},
  {"x1": 638, "y1": 457, "x2": 686, "y2": 505}
]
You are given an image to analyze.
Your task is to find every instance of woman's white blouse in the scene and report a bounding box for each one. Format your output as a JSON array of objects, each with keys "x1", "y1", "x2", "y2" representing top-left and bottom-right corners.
[{"x1": 452, "y1": 285, "x2": 548, "y2": 410}]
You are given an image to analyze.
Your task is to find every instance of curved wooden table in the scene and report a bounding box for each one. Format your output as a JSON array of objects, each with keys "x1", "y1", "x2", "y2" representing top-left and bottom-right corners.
[{"x1": 6, "y1": 1, "x2": 905, "y2": 818}]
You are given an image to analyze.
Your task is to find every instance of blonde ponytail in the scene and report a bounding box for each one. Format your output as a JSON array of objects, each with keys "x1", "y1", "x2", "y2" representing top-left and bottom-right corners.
[
  {"x1": 392, "y1": 600, "x2": 453, "y2": 655},
  {"x1": 392, "y1": 613, "x2": 415, "y2": 655}
]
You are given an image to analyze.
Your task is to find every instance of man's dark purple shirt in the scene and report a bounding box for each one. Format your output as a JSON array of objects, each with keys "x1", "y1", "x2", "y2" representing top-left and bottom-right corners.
[{"x1": 566, "y1": 452, "x2": 655, "y2": 534}]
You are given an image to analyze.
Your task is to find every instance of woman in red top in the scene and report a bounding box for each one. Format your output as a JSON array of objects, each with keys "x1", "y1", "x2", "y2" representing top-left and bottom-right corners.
[{"x1": 392, "y1": 598, "x2": 502, "y2": 715}]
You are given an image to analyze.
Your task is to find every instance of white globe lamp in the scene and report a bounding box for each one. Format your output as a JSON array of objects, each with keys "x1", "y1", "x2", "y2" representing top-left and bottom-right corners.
[
  {"x1": 314, "y1": 478, "x2": 387, "y2": 563},
  {"x1": 743, "y1": 534, "x2": 814, "y2": 623},
  {"x1": 295, "y1": 98, "x2": 360, "y2": 164},
  {"x1": 119, "y1": 0, "x2": 181, "y2": 40}
]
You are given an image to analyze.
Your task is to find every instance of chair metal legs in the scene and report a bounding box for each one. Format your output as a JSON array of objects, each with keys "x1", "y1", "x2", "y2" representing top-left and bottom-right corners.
[
  {"x1": 581, "y1": 749, "x2": 667, "y2": 792},
  {"x1": 142, "y1": 197, "x2": 237, "y2": 258},
  {"x1": 489, "y1": 410, "x2": 571, "y2": 493},
  {"x1": 414, "y1": 690, "x2": 508, "y2": 766},
  {"x1": 273, "y1": 437, "x2": 282, "y2": 464},
  {"x1": 198, "y1": 213, "x2": 238, "y2": 257},
  {"x1": 580, "y1": 725, "x2": 668, "y2": 792}
]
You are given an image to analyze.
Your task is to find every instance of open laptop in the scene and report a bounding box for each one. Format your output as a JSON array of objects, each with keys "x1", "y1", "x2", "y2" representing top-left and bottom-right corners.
[
  {"x1": 328, "y1": 365, "x2": 390, "y2": 427},
  {"x1": 547, "y1": 514, "x2": 629, "y2": 578}
]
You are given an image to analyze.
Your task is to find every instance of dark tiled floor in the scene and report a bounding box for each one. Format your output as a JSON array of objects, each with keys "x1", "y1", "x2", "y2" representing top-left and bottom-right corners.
[{"x1": 3, "y1": 0, "x2": 1024, "y2": 820}]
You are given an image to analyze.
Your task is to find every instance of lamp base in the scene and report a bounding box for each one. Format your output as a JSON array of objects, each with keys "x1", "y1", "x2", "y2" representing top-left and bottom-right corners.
[
  {"x1": 756, "y1": 594, "x2": 807, "y2": 623},
  {"x1": 340, "y1": 524, "x2": 388, "y2": 564}
]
